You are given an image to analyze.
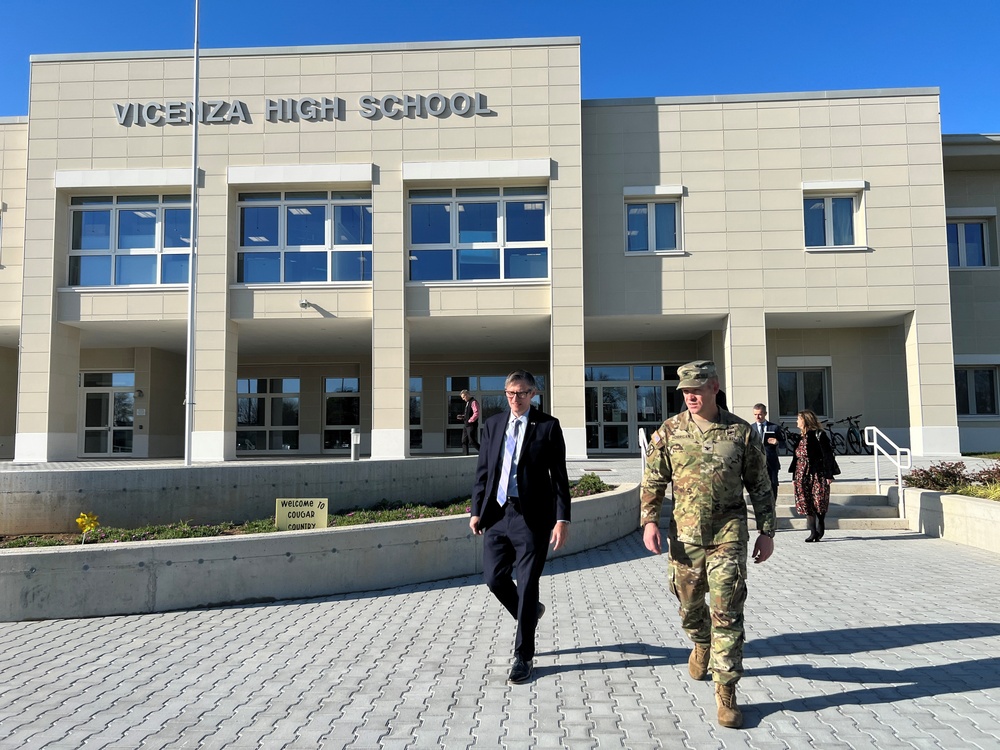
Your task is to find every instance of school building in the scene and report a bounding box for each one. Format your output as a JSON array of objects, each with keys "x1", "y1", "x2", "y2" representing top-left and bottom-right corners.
[{"x1": 0, "y1": 35, "x2": 996, "y2": 463}]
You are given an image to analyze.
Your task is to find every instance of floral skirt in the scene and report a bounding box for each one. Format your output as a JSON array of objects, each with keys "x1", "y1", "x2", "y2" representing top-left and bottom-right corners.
[{"x1": 793, "y1": 458, "x2": 830, "y2": 516}]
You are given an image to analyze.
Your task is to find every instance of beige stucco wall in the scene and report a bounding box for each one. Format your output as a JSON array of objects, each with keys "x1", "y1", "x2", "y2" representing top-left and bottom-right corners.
[
  {"x1": 16, "y1": 38, "x2": 585, "y2": 461},
  {"x1": 581, "y1": 92, "x2": 958, "y2": 453},
  {"x1": 944, "y1": 167, "x2": 1000, "y2": 451},
  {"x1": 0, "y1": 119, "x2": 26, "y2": 456}
]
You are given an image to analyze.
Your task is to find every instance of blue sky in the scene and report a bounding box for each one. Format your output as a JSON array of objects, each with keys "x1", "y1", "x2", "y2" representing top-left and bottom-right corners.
[{"x1": 3, "y1": 0, "x2": 998, "y2": 134}]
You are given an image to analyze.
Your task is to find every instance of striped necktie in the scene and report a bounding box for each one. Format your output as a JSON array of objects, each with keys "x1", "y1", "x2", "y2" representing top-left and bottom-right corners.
[{"x1": 496, "y1": 419, "x2": 520, "y2": 507}]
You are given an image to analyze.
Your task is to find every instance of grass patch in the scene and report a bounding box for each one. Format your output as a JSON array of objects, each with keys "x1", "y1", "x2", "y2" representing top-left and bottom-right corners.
[{"x1": 0, "y1": 474, "x2": 615, "y2": 548}]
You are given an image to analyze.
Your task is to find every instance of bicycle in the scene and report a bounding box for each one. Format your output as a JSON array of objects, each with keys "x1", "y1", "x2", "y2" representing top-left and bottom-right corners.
[
  {"x1": 843, "y1": 413, "x2": 872, "y2": 455},
  {"x1": 822, "y1": 418, "x2": 848, "y2": 456},
  {"x1": 779, "y1": 422, "x2": 801, "y2": 455}
]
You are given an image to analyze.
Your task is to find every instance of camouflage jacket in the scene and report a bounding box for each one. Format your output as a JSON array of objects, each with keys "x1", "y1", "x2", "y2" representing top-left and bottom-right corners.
[{"x1": 640, "y1": 409, "x2": 776, "y2": 545}]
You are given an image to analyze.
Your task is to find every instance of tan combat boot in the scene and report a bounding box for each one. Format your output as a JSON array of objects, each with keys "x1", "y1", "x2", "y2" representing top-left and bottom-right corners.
[
  {"x1": 715, "y1": 683, "x2": 743, "y2": 728},
  {"x1": 687, "y1": 643, "x2": 710, "y2": 680}
]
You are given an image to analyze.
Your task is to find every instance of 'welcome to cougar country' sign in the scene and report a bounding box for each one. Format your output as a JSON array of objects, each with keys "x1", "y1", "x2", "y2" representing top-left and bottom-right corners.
[{"x1": 113, "y1": 92, "x2": 495, "y2": 126}]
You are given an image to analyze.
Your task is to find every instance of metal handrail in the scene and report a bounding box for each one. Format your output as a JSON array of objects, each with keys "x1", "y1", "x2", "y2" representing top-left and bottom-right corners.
[
  {"x1": 638, "y1": 427, "x2": 649, "y2": 476},
  {"x1": 865, "y1": 426, "x2": 912, "y2": 513}
]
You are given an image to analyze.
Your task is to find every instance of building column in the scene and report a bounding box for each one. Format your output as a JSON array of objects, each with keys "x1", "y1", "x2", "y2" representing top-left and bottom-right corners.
[
  {"x1": 721, "y1": 311, "x2": 768, "y2": 419},
  {"x1": 903, "y1": 311, "x2": 961, "y2": 456},
  {"x1": 370, "y1": 170, "x2": 408, "y2": 460},
  {"x1": 189, "y1": 319, "x2": 238, "y2": 461},
  {"x1": 15, "y1": 186, "x2": 80, "y2": 461},
  {"x1": 550, "y1": 177, "x2": 586, "y2": 460},
  {"x1": 15, "y1": 323, "x2": 81, "y2": 462},
  {"x1": 189, "y1": 189, "x2": 238, "y2": 462}
]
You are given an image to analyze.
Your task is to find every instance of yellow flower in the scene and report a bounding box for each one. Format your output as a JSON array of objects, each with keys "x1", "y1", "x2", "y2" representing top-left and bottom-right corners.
[{"x1": 76, "y1": 512, "x2": 100, "y2": 534}]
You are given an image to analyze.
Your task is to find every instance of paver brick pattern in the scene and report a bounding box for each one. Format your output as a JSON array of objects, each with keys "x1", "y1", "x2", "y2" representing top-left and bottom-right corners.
[
  {"x1": 1, "y1": 524, "x2": 1000, "y2": 749},
  {"x1": 2, "y1": 455, "x2": 1000, "y2": 748}
]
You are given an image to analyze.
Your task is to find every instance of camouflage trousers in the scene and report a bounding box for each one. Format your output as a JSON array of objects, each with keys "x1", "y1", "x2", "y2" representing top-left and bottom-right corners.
[{"x1": 668, "y1": 539, "x2": 748, "y2": 685}]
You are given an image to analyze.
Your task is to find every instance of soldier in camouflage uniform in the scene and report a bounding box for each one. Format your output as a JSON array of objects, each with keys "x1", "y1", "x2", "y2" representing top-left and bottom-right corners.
[{"x1": 640, "y1": 360, "x2": 775, "y2": 729}]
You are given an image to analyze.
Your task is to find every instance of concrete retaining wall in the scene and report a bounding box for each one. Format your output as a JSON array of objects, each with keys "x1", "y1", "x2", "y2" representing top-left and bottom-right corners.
[
  {"x1": 893, "y1": 487, "x2": 1000, "y2": 555},
  {"x1": 0, "y1": 483, "x2": 640, "y2": 622},
  {"x1": 0, "y1": 456, "x2": 479, "y2": 535}
]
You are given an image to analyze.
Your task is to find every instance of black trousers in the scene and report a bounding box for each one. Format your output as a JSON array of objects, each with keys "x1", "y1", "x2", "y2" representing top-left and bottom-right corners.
[
  {"x1": 462, "y1": 422, "x2": 480, "y2": 453},
  {"x1": 482, "y1": 501, "x2": 550, "y2": 661},
  {"x1": 767, "y1": 462, "x2": 779, "y2": 500}
]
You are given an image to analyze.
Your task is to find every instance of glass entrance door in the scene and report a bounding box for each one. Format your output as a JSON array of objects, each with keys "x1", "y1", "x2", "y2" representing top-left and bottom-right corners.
[
  {"x1": 79, "y1": 372, "x2": 135, "y2": 456},
  {"x1": 586, "y1": 365, "x2": 685, "y2": 453}
]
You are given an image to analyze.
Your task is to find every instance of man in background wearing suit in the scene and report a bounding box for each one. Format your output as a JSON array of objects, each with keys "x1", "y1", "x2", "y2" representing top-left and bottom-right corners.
[
  {"x1": 470, "y1": 370, "x2": 571, "y2": 685},
  {"x1": 752, "y1": 403, "x2": 783, "y2": 500}
]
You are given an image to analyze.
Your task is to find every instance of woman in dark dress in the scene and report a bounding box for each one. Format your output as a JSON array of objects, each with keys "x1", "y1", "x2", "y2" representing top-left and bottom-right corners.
[{"x1": 789, "y1": 409, "x2": 839, "y2": 542}]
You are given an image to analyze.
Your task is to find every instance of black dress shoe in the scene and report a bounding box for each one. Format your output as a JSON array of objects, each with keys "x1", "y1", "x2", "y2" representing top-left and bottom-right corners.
[{"x1": 507, "y1": 657, "x2": 533, "y2": 684}]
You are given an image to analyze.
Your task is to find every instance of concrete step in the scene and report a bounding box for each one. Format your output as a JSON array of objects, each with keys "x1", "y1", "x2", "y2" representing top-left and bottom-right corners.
[
  {"x1": 778, "y1": 494, "x2": 894, "y2": 507},
  {"x1": 776, "y1": 482, "x2": 887, "y2": 497},
  {"x1": 771, "y1": 504, "x2": 899, "y2": 518},
  {"x1": 775, "y1": 517, "x2": 909, "y2": 531}
]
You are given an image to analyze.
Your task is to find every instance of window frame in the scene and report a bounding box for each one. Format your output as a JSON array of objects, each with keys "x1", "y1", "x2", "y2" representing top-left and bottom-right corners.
[
  {"x1": 947, "y1": 219, "x2": 994, "y2": 269},
  {"x1": 622, "y1": 185, "x2": 684, "y2": 256},
  {"x1": 235, "y1": 377, "x2": 301, "y2": 453},
  {"x1": 955, "y1": 366, "x2": 999, "y2": 417},
  {"x1": 237, "y1": 190, "x2": 373, "y2": 285},
  {"x1": 322, "y1": 376, "x2": 361, "y2": 453},
  {"x1": 67, "y1": 194, "x2": 192, "y2": 288},
  {"x1": 802, "y1": 181, "x2": 868, "y2": 252},
  {"x1": 777, "y1": 367, "x2": 831, "y2": 420},
  {"x1": 406, "y1": 186, "x2": 549, "y2": 283},
  {"x1": 444, "y1": 374, "x2": 544, "y2": 452}
]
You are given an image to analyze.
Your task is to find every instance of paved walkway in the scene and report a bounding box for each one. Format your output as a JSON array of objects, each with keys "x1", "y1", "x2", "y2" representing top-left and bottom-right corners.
[{"x1": 1, "y1": 454, "x2": 999, "y2": 748}]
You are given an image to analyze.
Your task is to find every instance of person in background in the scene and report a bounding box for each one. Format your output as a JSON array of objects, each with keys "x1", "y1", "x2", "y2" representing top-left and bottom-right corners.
[
  {"x1": 640, "y1": 360, "x2": 775, "y2": 729},
  {"x1": 789, "y1": 409, "x2": 840, "y2": 542},
  {"x1": 751, "y1": 403, "x2": 783, "y2": 500},
  {"x1": 469, "y1": 370, "x2": 571, "y2": 685},
  {"x1": 459, "y1": 389, "x2": 480, "y2": 455}
]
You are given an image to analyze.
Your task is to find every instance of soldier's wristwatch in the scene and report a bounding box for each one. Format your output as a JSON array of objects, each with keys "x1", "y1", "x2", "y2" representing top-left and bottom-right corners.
[{"x1": 760, "y1": 530, "x2": 775, "y2": 538}]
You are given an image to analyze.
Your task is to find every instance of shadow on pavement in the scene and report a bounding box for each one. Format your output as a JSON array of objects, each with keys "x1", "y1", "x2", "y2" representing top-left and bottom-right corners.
[
  {"x1": 533, "y1": 642, "x2": 688, "y2": 677},
  {"x1": 743, "y1": 655, "x2": 1000, "y2": 726},
  {"x1": 739, "y1": 622, "x2": 1000, "y2": 725}
]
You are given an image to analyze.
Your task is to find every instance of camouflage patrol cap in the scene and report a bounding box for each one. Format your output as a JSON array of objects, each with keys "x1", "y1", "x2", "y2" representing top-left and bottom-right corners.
[{"x1": 677, "y1": 360, "x2": 718, "y2": 388}]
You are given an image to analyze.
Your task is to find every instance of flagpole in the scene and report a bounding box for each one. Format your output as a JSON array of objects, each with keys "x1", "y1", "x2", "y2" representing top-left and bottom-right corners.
[{"x1": 184, "y1": 0, "x2": 201, "y2": 466}]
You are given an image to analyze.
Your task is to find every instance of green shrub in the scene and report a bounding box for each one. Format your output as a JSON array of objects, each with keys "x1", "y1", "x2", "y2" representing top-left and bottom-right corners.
[
  {"x1": 971, "y1": 463, "x2": 1000, "y2": 485},
  {"x1": 902, "y1": 461, "x2": 972, "y2": 492},
  {"x1": 570, "y1": 472, "x2": 613, "y2": 498}
]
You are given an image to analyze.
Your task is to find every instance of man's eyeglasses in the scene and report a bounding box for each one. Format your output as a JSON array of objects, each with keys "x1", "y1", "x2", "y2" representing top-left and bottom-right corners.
[{"x1": 505, "y1": 390, "x2": 532, "y2": 399}]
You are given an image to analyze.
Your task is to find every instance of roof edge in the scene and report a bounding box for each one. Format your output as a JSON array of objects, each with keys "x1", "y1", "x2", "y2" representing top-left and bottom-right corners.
[
  {"x1": 583, "y1": 87, "x2": 940, "y2": 108},
  {"x1": 0, "y1": 116, "x2": 28, "y2": 124},
  {"x1": 30, "y1": 36, "x2": 581, "y2": 64}
]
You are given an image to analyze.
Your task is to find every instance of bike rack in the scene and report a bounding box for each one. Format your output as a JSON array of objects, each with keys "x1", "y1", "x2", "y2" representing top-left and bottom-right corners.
[{"x1": 865, "y1": 425, "x2": 912, "y2": 512}]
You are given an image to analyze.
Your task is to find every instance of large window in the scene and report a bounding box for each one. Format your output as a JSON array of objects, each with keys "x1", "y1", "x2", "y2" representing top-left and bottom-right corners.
[
  {"x1": 947, "y1": 221, "x2": 990, "y2": 268},
  {"x1": 323, "y1": 377, "x2": 361, "y2": 451},
  {"x1": 625, "y1": 201, "x2": 679, "y2": 253},
  {"x1": 802, "y1": 181, "x2": 866, "y2": 251},
  {"x1": 777, "y1": 369, "x2": 829, "y2": 419},
  {"x1": 410, "y1": 378, "x2": 423, "y2": 451},
  {"x1": 69, "y1": 195, "x2": 190, "y2": 286},
  {"x1": 585, "y1": 364, "x2": 684, "y2": 452},
  {"x1": 236, "y1": 378, "x2": 300, "y2": 452},
  {"x1": 804, "y1": 195, "x2": 857, "y2": 248},
  {"x1": 408, "y1": 187, "x2": 548, "y2": 281},
  {"x1": 956, "y1": 367, "x2": 998, "y2": 416},
  {"x1": 238, "y1": 191, "x2": 372, "y2": 283},
  {"x1": 445, "y1": 375, "x2": 543, "y2": 450}
]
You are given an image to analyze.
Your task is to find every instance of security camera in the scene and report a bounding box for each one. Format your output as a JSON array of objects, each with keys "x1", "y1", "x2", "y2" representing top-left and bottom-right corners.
[{"x1": 299, "y1": 299, "x2": 309, "y2": 309}]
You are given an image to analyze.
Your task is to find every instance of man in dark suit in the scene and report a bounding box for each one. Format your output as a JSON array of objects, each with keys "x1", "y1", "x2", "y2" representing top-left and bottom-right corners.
[
  {"x1": 751, "y1": 403, "x2": 783, "y2": 500},
  {"x1": 470, "y1": 370, "x2": 571, "y2": 685}
]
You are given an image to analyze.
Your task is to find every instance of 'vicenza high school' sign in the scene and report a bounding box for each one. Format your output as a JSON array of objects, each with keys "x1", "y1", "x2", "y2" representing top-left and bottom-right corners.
[{"x1": 113, "y1": 92, "x2": 495, "y2": 126}]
